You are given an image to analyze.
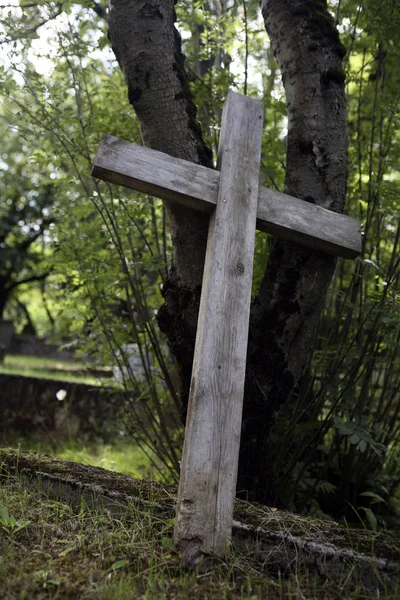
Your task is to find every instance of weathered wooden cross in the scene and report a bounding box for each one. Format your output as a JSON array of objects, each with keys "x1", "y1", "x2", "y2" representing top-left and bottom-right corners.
[{"x1": 92, "y1": 91, "x2": 361, "y2": 568}]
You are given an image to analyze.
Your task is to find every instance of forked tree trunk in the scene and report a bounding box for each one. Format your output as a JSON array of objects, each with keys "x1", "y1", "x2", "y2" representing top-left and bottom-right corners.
[{"x1": 108, "y1": 0, "x2": 348, "y2": 504}]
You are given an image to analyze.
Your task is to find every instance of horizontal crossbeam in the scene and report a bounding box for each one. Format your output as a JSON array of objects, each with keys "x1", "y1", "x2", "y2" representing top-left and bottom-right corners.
[{"x1": 92, "y1": 135, "x2": 361, "y2": 259}]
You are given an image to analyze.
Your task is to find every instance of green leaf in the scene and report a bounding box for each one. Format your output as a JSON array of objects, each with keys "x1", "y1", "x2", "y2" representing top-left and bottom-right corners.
[
  {"x1": 59, "y1": 546, "x2": 75, "y2": 557},
  {"x1": 359, "y1": 507, "x2": 378, "y2": 531},
  {"x1": 161, "y1": 537, "x2": 178, "y2": 553},
  {"x1": 110, "y1": 559, "x2": 129, "y2": 571},
  {"x1": 0, "y1": 505, "x2": 10, "y2": 524},
  {"x1": 359, "y1": 491, "x2": 386, "y2": 505},
  {"x1": 13, "y1": 521, "x2": 30, "y2": 534}
]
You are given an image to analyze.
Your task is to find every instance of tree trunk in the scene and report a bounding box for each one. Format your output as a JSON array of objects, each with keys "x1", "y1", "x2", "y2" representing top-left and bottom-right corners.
[
  {"x1": 108, "y1": 0, "x2": 348, "y2": 504},
  {"x1": 0, "y1": 277, "x2": 11, "y2": 321},
  {"x1": 108, "y1": 0, "x2": 212, "y2": 409},
  {"x1": 237, "y1": 0, "x2": 348, "y2": 503}
]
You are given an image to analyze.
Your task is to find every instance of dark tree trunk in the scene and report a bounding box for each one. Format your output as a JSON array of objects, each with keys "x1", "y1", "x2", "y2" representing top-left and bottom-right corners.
[
  {"x1": 237, "y1": 0, "x2": 348, "y2": 504},
  {"x1": 108, "y1": 0, "x2": 211, "y2": 410},
  {"x1": 108, "y1": 0, "x2": 348, "y2": 504},
  {"x1": 0, "y1": 278, "x2": 11, "y2": 321}
]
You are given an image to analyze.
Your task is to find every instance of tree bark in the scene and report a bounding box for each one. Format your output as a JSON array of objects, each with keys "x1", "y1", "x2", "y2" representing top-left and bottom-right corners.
[
  {"x1": 238, "y1": 0, "x2": 348, "y2": 503},
  {"x1": 108, "y1": 0, "x2": 212, "y2": 407},
  {"x1": 108, "y1": 0, "x2": 348, "y2": 504}
]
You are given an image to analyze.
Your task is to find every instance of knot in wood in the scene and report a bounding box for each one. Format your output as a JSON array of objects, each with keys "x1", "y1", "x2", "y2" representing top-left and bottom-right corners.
[{"x1": 236, "y1": 261, "x2": 245, "y2": 275}]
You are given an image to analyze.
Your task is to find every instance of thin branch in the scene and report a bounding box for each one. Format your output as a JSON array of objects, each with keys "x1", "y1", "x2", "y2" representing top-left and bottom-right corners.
[
  {"x1": 91, "y1": 2, "x2": 107, "y2": 20},
  {"x1": 243, "y1": 0, "x2": 249, "y2": 96},
  {"x1": 0, "y1": 6, "x2": 63, "y2": 45}
]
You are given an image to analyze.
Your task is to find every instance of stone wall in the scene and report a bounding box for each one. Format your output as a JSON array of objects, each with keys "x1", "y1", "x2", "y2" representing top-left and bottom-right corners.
[{"x1": 0, "y1": 374, "x2": 125, "y2": 443}]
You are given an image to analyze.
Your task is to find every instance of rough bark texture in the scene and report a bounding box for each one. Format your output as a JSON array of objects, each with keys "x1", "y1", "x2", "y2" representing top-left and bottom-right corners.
[
  {"x1": 237, "y1": 0, "x2": 348, "y2": 504},
  {"x1": 107, "y1": 0, "x2": 348, "y2": 504},
  {"x1": 108, "y1": 0, "x2": 212, "y2": 405}
]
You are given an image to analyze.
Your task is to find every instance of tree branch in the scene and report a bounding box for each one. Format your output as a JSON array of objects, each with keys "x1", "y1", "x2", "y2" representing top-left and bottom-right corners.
[
  {"x1": 91, "y1": 1, "x2": 107, "y2": 20},
  {"x1": 8, "y1": 270, "x2": 50, "y2": 292},
  {"x1": 0, "y1": 5, "x2": 63, "y2": 45}
]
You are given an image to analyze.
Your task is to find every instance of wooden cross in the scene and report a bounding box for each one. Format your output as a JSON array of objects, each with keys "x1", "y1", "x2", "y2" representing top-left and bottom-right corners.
[{"x1": 92, "y1": 91, "x2": 361, "y2": 568}]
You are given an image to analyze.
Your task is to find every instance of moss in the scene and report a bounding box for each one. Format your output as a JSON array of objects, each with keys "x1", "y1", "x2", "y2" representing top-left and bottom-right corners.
[
  {"x1": 234, "y1": 499, "x2": 400, "y2": 563},
  {"x1": 2, "y1": 447, "x2": 400, "y2": 598},
  {"x1": 0, "y1": 447, "x2": 175, "y2": 504},
  {"x1": 3, "y1": 445, "x2": 400, "y2": 565}
]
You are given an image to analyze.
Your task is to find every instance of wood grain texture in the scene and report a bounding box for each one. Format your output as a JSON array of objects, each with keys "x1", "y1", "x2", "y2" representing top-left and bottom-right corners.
[
  {"x1": 173, "y1": 91, "x2": 263, "y2": 566},
  {"x1": 92, "y1": 136, "x2": 361, "y2": 258},
  {"x1": 92, "y1": 134, "x2": 219, "y2": 212},
  {"x1": 256, "y1": 187, "x2": 361, "y2": 257}
]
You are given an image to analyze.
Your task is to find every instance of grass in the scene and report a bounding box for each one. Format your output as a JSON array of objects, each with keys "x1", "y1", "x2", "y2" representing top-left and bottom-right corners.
[
  {"x1": 1, "y1": 470, "x2": 400, "y2": 600},
  {"x1": 8, "y1": 436, "x2": 158, "y2": 481},
  {"x1": 1, "y1": 367, "x2": 399, "y2": 599},
  {"x1": 0, "y1": 477, "x2": 267, "y2": 600},
  {"x1": 4, "y1": 355, "x2": 89, "y2": 372},
  {"x1": 1, "y1": 444, "x2": 400, "y2": 599},
  {"x1": 0, "y1": 354, "x2": 112, "y2": 385}
]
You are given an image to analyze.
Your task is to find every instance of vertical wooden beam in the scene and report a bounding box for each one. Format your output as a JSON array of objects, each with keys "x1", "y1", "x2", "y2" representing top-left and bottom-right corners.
[{"x1": 174, "y1": 91, "x2": 264, "y2": 568}]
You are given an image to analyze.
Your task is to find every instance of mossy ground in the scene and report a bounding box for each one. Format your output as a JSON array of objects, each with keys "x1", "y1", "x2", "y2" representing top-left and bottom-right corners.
[
  {"x1": 7, "y1": 437, "x2": 156, "y2": 481},
  {"x1": 1, "y1": 449, "x2": 400, "y2": 599},
  {"x1": 1, "y1": 476, "x2": 397, "y2": 600},
  {"x1": 0, "y1": 477, "x2": 286, "y2": 600}
]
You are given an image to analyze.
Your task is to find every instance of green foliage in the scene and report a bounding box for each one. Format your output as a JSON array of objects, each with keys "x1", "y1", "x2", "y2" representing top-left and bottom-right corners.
[
  {"x1": 0, "y1": 5, "x2": 181, "y2": 479},
  {"x1": 0, "y1": 504, "x2": 30, "y2": 535},
  {"x1": 333, "y1": 415, "x2": 387, "y2": 456},
  {"x1": 0, "y1": 107, "x2": 56, "y2": 323}
]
